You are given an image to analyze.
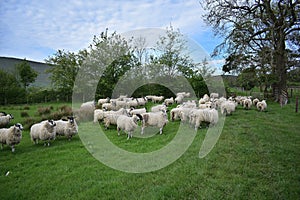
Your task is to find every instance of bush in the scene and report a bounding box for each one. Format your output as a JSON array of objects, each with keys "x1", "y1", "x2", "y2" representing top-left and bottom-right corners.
[
  {"x1": 37, "y1": 106, "x2": 51, "y2": 116},
  {"x1": 20, "y1": 111, "x2": 30, "y2": 118}
]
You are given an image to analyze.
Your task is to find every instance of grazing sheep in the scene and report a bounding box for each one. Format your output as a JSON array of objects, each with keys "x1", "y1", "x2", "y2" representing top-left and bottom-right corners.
[
  {"x1": 257, "y1": 100, "x2": 267, "y2": 111},
  {"x1": 0, "y1": 123, "x2": 23, "y2": 152},
  {"x1": 129, "y1": 108, "x2": 147, "y2": 116},
  {"x1": 164, "y1": 97, "x2": 174, "y2": 106},
  {"x1": 0, "y1": 114, "x2": 14, "y2": 128},
  {"x1": 243, "y1": 98, "x2": 252, "y2": 110},
  {"x1": 140, "y1": 112, "x2": 168, "y2": 135},
  {"x1": 152, "y1": 96, "x2": 164, "y2": 103},
  {"x1": 103, "y1": 108, "x2": 129, "y2": 129},
  {"x1": 55, "y1": 117, "x2": 78, "y2": 140},
  {"x1": 117, "y1": 114, "x2": 142, "y2": 139},
  {"x1": 220, "y1": 101, "x2": 236, "y2": 115},
  {"x1": 30, "y1": 120, "x2": 56, "y2": 146},
  {"x1": 151, "y1": 104, "x2": 167, "y2": 113}
]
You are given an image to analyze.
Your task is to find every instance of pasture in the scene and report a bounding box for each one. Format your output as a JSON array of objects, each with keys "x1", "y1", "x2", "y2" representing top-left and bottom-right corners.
[{"x1": 0, "y1": 100, "x2": 299, "y2": 199}]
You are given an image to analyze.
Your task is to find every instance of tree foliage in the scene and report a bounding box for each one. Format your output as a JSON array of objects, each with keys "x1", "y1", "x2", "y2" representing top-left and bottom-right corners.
[
  {"x1": 15, "y1": 59, "x2": 38, "y2": 89},
  {"x1": 202, "y1": 0, "x2": 300, "y2": 101}
]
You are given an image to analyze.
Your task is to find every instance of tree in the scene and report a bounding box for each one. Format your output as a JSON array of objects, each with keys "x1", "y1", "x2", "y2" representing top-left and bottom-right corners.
[
  {"x1": 151, "y1": 25, "x2": 196, "y2": 77},
  {"x1": 45, "y1": 49, "x2": 87, "y2": 101},
  {"x1": 15, "y1": 59, "x2": 38, "y2": 89},
  {"x1": 202, "y1": 0, "x2": 300, "y2": 102}
]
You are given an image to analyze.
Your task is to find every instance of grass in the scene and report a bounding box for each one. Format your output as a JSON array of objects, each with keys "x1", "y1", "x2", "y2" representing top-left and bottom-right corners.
[{"x1": 0, "y1": 100, "x2": 299, "y2": 199}]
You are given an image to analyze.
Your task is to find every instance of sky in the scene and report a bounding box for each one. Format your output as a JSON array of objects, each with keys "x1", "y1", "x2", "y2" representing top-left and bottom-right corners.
[{"x1": 0, "y1": 0, "x2": 225, "y2": 73}]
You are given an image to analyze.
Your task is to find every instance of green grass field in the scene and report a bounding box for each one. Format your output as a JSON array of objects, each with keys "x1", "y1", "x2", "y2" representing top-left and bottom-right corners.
[{"x1": 0, "y1": 100, "x2": 299, "y2": 199}]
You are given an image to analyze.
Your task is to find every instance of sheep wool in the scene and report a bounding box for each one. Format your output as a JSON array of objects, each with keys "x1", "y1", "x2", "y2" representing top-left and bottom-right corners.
[
  {"x1": 30, "y1": 120, "x2": 56, "y2": 146},
  {"x1": 0, "y1": 123, "x2": 23, "y2": 152},
  {"x1": 55, "y1": 117, "x2": 78, "y2": 140},
  {"x1": 0, "y1": 114, "x2": 14, "y2": 128}
]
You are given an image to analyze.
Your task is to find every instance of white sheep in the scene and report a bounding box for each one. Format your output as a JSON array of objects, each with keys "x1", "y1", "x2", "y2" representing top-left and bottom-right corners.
[
  {"x1": 151, "y1": 104, "x2": 167, "y2": 113},
  {"x1": 220, "y1": 101, "x2": 236, "y2": 115},
  {"x1": 0, "y1": 114, "x2": 14, "y2": 128},
  {"x1": 152, "y1": 96, "x2": 164, "y2": 103},
  {"x1": 55, "y1": 117, "x2": 78, "y2": 140},
  {"x1": 97, "y1": 97, "x2": 110, "y2": 106},
  {"x1": 243, "y1": 98, "x2": 252, "y2": 110},
  {"x1": 181, "y1": 100, "x2": 197, "y2": 108},
  {"x1": 117, "y1": 114, "x2": 142, "y2": 139},
  {"x1": 176, "y1": 92, "x2": 190, "y2": 98},
  {"x1": 170, "y1": 107, "x2": 183, "y2": 121},
  {"x1": 252, "y1": 98, "x2": 259, "y2": 106},
  {"x1": 210, "y1": 93, "x2": 219, "y2": 99},
  {"x1": 30, "y1": 120, "x2": 56, "y2": 146},
  {"x1": 129, "y1": 108, "x2": 147, "y2": 116},
  {"x1": 192, "y1": 108, "x2": 218, "y2": 130},
  {"x1": 257, "y1": 100, "x2": 267, "y2": 111},
  {"x1": 94, "y1": 109, "x2": 105, "y2": 123},
  {"x1": 164, "y1": 97, "x2": 174, "y2": 106},
  {"x1": 175, "y1": 94, "x2": 184, "y2": 104},
  {"x1": 103, "y1": 108, "x2": 129, "y2": 129},
  {"x1": 136, "y1": 97, "x2": 148, "y2": 106},
  {"x1": 126, "y1": 99, "x2": 139, "y2": 108},
  {"x1": 0, "y1": 112, "x2": 7, "y2": 116},
  {"x1": 102, "y1": 102, "x2": 114, "y2": 111},
  {"x1": 140, "y1": 111, "x2": 168, "y2": 135},
  {"x1": 0, "y1": 123, "x2": 23, "y2": 152}
]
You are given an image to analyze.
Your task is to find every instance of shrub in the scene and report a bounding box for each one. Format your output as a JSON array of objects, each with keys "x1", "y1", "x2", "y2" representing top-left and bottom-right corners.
[
  {"x1": 20, "y1": 111, "x2": 30, "y2": 118},
  {"x1": 37, "y1": 106, "x2": 51, "y2": 116}
]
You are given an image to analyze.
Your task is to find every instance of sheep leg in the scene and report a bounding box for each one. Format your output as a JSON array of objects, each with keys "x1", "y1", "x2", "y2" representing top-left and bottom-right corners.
[
  {"x1": 117, "y1": 127, "x2": 120, "y2": 136},
  {"x1": 159, "y1": 127, "x2": 163, "y2": 135},
  {"x1": 141, "y1": 126, "x2": 145, "y2": 135},
  {"x1": 11, "y1": 145, "x2": 15, "y2": 153}
]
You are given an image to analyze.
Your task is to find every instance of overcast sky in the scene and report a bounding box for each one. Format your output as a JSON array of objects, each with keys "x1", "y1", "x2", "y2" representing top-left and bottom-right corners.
[{"x1": 0, "y1": 0, "x2": 224, "y2": 73}]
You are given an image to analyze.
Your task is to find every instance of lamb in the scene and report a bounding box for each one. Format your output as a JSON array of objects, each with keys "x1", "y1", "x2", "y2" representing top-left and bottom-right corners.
[
  {"x1": 257, "y1": 100, "x2": 267, "y2": 111},
  {"x1": 117, "y1": 114, "x2": 142, "y2": 139},
  {"x1": 55, "y1": 116, "x2": 78, "y2": 140},
  {"x1": 30, "y1": 120, "x2": 56, "y2": 146},
  {"x1": 220, "y1": 101, "x2": 236, "y2": 115},
  {"x1": 140, "y1": 111, "x2": 168, "y2": 135},
  {"x1": 0, "y1": 123, "x2": 23, "y2": 152},
  {"x1": 243, "y1": 98, "x2": 252, "y2": 110},
  {"x1": 0, "y1": 113, "x2": 14, "y2": 128},
  {"x1": 151, "y1": 104, "x2": 167, "y2": 113},
  {"x1": 164, "y1": 97, "x2": 174, "y2": 106}
]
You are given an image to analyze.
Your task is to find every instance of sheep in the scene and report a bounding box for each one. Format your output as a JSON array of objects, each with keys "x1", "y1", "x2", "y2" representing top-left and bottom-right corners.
[
  {"x1": 164, "y1": 97, "x2": 174, "y2": 106},
  {"x1": 199, "y1": 102, "x2": 212, "y2": 109},
  {"x1": 220, "y1": 101, "x2": 236, "y2": 115},
  {"x1": 30, "y1": 120, "x2": 56, "y2": 146},
  {"x1": 170, "y1": 107, "x2": 183, "y2": 121},
  {"x1": 112, "y1": 100, "x2": 127, "y2": 110},
  {"x1": 55, "y1": 116, "x2": 78, "y2": 141},
  {"x1": 126, "y1": 99, "x2": 139, "y2": 108},
  {"x1": 210, "y1": 93, "x2": 219, "y2": 100},
  {"x1": 0, "y1": 123, "x2": 23, "y2": 152},
  {"x1": 175, "y1": 94, "x2": 184, "y2": 104},
  {"x1": 117, "y1": 114, "x2": 142, "y2": 139},
  {"x1": 129, "y1": 108, "x2": 147, "y2": 116},
  {"x1": 0, "y1": 114, "x2": 14, "y2": 128},
  {"x1": 182, "y1": 100, "x2": 197, "y2": 108},
  {"x1": 243, "y1": 98, "x2": 252, "y2": 110},
  {"x1": 151, "y1": 104, "x2": 167, "y2": 113},
  {"x1": 140, "y1": 111, "x2": 168, "y2": 135},
  {"x1": 152, "y1": 96, "x2": 164, "y2": 103},
  {"x1": 191, "y1": 108, "x2": 218, "y2": 130},
  {"x1": 97, "y1": 97, "x2": 110, "y2": 106},
  {"x1": 252, "y1": 98, "x2": 259, "y2": 106},
  {"x1": 94, "y1": 109, "x2": 106, "y2": 123},
  {"x1": 257, "y1": 100, "x2": 267, "y2": 111},
  {"x1": 103, "y1": 108, "x2": 129, "y2": 129},
  {"x1": 0, "y1": 112, "x2": 7, "y2": 116},
  {"x1": 176, "y1": 92, "x2": 190, "y2": 98}
]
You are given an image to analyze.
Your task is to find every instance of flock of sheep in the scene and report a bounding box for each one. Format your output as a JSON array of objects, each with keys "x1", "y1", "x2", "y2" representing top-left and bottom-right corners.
[
  {"x1": 0, "y1": 91, "x2": 267, "y2": 152},
  {"x1": 88, "y1": 92, "x2": 267, "y2": 140},
  {"x1": 0, "y1": 112, "x2": 78, "y2": 152}
]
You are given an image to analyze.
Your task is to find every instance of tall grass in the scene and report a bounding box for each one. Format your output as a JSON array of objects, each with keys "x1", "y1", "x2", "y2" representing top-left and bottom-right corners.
[{"x1": 0, "y1": 101, "x2": 299, "y2": 199}]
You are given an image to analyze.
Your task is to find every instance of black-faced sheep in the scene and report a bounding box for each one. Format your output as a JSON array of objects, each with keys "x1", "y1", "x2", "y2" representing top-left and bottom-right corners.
[
  {"x1": 257, "y1": 100, "x2": 267, "y2": 111},
  {"x1": 30, "y1": 120, "x2": 56, "y2": 146},
  {"x1": 0, "y1": 123, "x2": 23, "y2": 152}
]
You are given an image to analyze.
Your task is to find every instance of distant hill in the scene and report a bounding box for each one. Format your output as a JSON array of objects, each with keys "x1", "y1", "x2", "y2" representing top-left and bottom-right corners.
[{"x1": 0, "y1": 56, "x2": 51, "y2": 87}]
